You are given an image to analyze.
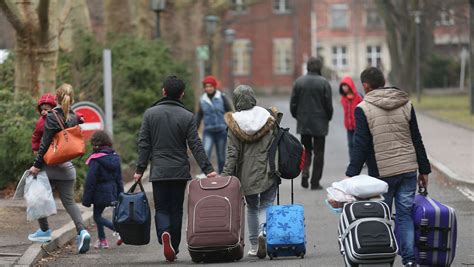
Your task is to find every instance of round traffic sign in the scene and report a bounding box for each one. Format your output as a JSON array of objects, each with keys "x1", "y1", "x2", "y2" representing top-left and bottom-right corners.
[{"x1": 72, "y1": 101, "x2": 105, "y2": 140}]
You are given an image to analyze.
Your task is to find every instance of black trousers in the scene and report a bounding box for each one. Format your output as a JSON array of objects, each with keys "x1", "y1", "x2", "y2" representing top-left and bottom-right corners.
[
  {"x1": 152, "y1": 180, "x2": 188, "y2": 253},
  {"x1": 301, "y1": 135, "x2": 326, "y2": 187}
]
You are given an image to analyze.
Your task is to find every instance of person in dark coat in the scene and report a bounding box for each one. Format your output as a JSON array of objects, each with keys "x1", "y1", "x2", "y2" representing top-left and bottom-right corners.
[
  {"x1": 134, "y1": 75, "x2": 217, "y2": 262},
  {"x1": 290, "y1": 57, "x2": 333, "y2": 190},
  {"x1": 82, "y1": 130, "x2": 124, "y2": 249}
]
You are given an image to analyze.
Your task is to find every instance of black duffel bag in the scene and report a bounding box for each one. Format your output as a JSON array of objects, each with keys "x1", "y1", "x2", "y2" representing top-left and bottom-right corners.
[{"x1": 113, "y1": 181, "x2": 151, "y2": 245}]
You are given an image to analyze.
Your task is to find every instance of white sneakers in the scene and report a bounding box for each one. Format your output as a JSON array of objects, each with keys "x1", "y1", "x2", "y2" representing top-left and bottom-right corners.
[{"x1": 247, "y1": 232, "x2": 267, "y2": 258}]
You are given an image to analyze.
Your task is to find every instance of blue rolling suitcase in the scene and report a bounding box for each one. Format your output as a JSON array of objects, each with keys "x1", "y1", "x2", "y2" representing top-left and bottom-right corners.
[{"x1": 266, "y1": 179, "x2": 306, "y2": 259}]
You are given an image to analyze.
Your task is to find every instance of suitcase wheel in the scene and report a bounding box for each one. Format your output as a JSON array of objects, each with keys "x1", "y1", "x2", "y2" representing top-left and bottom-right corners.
[
  {"x1": 269, "y1": 254, "x2": 274, "y2": 260},
  {"x1": 299, "y1": 252, "x2": 305, "y2": 259}
]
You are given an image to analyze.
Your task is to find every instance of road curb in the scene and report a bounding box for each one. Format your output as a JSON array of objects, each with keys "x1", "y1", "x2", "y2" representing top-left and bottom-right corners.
[
  {"x1": 429, "y1": 154, "x2": 473, "y2": 185},
  {"x1": 13, "y1": 178, "x2": 142, "y2": 267}
]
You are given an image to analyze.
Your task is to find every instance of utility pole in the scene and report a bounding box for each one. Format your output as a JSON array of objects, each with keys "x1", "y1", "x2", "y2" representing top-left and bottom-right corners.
[
  {"x1": 470, "y1": 0, "x2": 474, "y2": 114},
  {"x1": 414, "y1": 11, "x2": 422, "y2": 103}
]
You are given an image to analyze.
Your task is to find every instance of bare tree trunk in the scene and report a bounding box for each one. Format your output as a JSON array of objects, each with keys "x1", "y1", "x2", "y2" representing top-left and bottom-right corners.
[
  {"x1": 376, "y1": 0, "x2": 436, "y2": 92},
  {"x1": 129, "y1": 0, "x2": 154, "y2": 40},
  {"x1": 59, "y1": 0, "x2": 92, "y2": 51},
  {"x1": 1, "y1": 0, "x2": 72, "y2": 97},
  {"x1": 104, "y1": 0, "x2": 132, "y2": 39}
]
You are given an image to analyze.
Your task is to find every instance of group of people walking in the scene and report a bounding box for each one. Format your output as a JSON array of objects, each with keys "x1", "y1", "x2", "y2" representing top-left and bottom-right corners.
[{"x1": 26, "y1": 56, "x2": 430, "y2": 267}]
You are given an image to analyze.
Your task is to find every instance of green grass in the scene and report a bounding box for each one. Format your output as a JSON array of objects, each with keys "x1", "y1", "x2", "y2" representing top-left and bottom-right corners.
[{"x1": 411, "y1": 94, "x2": 474, "y2": 129}]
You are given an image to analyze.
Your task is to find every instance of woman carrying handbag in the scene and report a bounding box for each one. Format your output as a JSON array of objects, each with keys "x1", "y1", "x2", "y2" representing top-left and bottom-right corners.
[{"x1": 29, "y1": 83, "x2": 91, "y2": 254}]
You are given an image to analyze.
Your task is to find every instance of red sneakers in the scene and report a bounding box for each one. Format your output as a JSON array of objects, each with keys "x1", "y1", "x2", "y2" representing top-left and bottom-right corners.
[{"x1": 161, "y1": 232, "x2": 176, "y2": 262}]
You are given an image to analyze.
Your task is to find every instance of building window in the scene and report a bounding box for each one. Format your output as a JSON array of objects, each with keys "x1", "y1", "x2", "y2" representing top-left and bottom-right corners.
[
  {"x1": 273, "y1": 38, "x2": 293, "y2": 75},
  {"x1": 273, "y1": 0, "x2": 291, "y2": 14},
  {"x1": 331, "y1": 45, "x2": 347, "y2": 69},
  {"x1": 436, "y1": 9, "x2": 455, "y2": 26},
  {"x1": 331, "y1": 4, "x2": 348, "y2": 29},
  {"x1": 232, "y1": 39, "x2": 251, "y2": 76},
  {"x1": 366, "y1": 45, "x2": 382, "y2": 68},
  {"x1": 366, "y1": 8, "x2": 383, "y2": 29},
  {"x1": 231, "y1": 0, "x2": 247, "y2": 13}
]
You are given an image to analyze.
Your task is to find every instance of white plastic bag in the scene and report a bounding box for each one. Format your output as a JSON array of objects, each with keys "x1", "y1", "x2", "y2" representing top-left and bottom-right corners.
[
  {"x1": 24, "y1": 171, "x2": 57, "y2": 221},
  {"x1": 332, "y1": 174, "x2": 388, "y2": 199},
  {"x1": 326, "y1": 187, "x2": 357, "y2": 202},
  {"x1": 13, "y1": 170, "x2": 30, "y2": 200}
]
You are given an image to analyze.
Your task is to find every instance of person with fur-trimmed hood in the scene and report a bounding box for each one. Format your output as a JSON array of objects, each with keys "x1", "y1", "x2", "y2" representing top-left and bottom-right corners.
[{"x1": 222, "y1": 85, "x2": 279, "y2": 259}]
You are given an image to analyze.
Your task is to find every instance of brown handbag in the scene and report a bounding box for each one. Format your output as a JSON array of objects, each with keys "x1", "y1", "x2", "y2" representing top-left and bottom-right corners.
[{"x1": 43, "y1": 111, "x2": 86, "y2": 165}]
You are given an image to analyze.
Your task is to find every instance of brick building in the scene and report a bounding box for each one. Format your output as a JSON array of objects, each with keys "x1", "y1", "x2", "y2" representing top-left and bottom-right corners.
[
  {"x1": 314, "y1": 0, "x2": 391, "y2": 80},
  {"x1": 221, "y1": 0, "x2": 313, "y2": 94},
  {"x1": 221, "y1": 0, "x2": 470, "y2": 93}
]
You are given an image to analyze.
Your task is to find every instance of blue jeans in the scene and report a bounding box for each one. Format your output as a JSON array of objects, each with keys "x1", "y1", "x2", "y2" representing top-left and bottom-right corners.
[
  {"x1": 152, "y1": 181, "x2": 187, "y2": 253},
  {"x1": 382, "y1": 172, "x2": 417, "y2": 265},
  {"x1": 347, "y1": 130, "x2": 354, "y2": 161},
  {"x1": 203, "y1": 130, "x2": 227, "y2": 174},
  {"x1": 245, "y1": 183, "x2": 277, "y2": 246},
  {"x1": 93, "y1": 205, "x2": 115, "y2": 240}
]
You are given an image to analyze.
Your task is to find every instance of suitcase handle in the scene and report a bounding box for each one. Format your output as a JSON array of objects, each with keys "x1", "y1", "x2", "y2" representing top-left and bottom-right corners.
[
  {"x1": 128, "y1": 180, "x2": 145, "y2": 193},
  {"x1": 418, "y1": 186, "x2": 428, "y2": 196},
  {"x1": 276, "y1": 177, "x2": 294, "y2": 205}
]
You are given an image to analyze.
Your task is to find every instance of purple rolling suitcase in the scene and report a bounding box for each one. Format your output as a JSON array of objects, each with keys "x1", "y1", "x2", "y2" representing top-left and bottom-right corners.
[{"x1": 412, "y1": 187, "x2": 457, "y2": 266}]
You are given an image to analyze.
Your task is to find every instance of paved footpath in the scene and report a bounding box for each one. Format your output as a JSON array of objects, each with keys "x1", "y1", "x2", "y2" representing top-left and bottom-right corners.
[
  {"x1": 415, "y1": 111, "x2": 474, "y2": 185},
  {"x1": 36, "y1": 95, "x2": 474, "y2": 267}
]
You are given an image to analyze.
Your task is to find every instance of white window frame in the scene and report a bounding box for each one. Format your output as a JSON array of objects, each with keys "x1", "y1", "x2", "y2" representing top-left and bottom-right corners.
[
  {"x1": 330, "y1": 4, "x2": 349, "y2": 29},
  {"x1": 232, "y1": 39, "x2": 251, "y2": 76},
  {"x1": 273, "y1": 0, "x2": 291, "y2": 14},
  {"x1": 366, "y1": 45, "x2": 382, "y2": 68},
  {"x1": 365, "y1": 8, "x2": 383, "y2": 29},
  {"x1": 331, "y1": 45, "x2": 348, "y2": 69},
  {"x1": 273, "y1": 38, "x2": 294, "y2": 75},
  {"x1": 436, "y1": 9, "x2": 455, "y2": 26},
  {"x1": 232, "y1": 0, "x2": 247, "y2": 13}
]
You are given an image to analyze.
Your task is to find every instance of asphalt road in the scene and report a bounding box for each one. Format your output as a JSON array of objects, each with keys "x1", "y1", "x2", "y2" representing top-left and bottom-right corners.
[{"x1": 42, "y1": 95, "x2": 474, "y2": 266}]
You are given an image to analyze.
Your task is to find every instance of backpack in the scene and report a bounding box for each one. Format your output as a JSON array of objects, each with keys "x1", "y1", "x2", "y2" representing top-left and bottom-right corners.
[{"x1": 268, "y1": 126, "x2": 305, "y2": 180}]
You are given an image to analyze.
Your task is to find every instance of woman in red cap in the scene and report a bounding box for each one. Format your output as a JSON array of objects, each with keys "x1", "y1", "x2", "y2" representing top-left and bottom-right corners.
[{"x1": 195, "y1": 75, "x2": 233, "y2": 174}]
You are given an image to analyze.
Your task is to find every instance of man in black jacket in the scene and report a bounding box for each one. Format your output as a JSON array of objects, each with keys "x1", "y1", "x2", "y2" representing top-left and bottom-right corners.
[
  {"x1": 134, "y1": 76, "x2": 217, "y2": 262},
  {"x1": 290, "y1": 57, "x2": 333, "y2": 190}
]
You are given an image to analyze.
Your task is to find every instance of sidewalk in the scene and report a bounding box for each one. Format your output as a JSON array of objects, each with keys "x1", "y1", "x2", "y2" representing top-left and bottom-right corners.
[
  {"x1": 0, "y1": 198, "x2": 89, "y2": 266},
  {"x1": 416, "y1": 111, "x2": 474, "y2": 184},
  {"x1": 0, "y1": 177, "x2": 138, "y2": 267}
]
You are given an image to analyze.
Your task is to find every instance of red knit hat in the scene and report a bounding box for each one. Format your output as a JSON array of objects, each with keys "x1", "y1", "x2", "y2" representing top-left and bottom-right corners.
[{"x1": 202, "y1": 75, "x2": 218, "y2": 88}]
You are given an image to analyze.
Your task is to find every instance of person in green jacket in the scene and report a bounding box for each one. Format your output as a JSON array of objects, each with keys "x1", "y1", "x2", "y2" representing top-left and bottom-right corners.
[{"x1": 222, "y1": 85, "x2": 279, "y2": 259}]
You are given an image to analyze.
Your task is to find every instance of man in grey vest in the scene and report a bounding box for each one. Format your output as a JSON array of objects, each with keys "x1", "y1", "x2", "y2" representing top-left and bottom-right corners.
[{"x1": 345, "y1": 67, "x2": 430, "y2": 267}]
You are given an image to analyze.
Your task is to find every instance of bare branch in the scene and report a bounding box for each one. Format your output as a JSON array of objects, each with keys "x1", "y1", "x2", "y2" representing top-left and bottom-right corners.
[
  {"x1": 37, "y1": 0, "x2": 50, "y2": 33},
  {"x1": 0, "y1": 0, "x2": 25, "y2": 34},
  {"x1": 57, "y1": 0, "x2": 73, "y2": 36}
]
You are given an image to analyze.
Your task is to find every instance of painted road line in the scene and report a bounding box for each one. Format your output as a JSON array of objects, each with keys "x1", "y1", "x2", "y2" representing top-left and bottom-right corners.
[{"x1": 457, "y1": 186, "x2": 474, "y2": 202}]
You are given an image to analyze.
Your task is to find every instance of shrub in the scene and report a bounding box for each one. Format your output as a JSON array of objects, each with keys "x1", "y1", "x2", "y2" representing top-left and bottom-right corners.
[{"x1": 423, "y1": 54, "x2": 461, "y2": 88}]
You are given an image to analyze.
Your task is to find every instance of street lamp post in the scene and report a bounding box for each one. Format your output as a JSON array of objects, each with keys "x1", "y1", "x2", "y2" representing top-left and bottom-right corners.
[
  {"x1": 204, "y1": 15, "x2": 220, "y2": 75},
  {"x1": 413, "y1": 10, "x2": 422, "y2": 103},
  {"x1": 224, "y1": 28, "x2": 236, "y2": 91},
  {"x1": 247, "y1": 41, "x2": 253, "y2": 86},
  {"x1": 150, "y1": 0, "x2": 166, "y2": 39}
]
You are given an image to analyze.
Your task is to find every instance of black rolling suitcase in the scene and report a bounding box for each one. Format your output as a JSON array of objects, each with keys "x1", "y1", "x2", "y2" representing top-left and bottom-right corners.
[{"x1": 338, "y1": 201, "x2": 398, "y2": 266}]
